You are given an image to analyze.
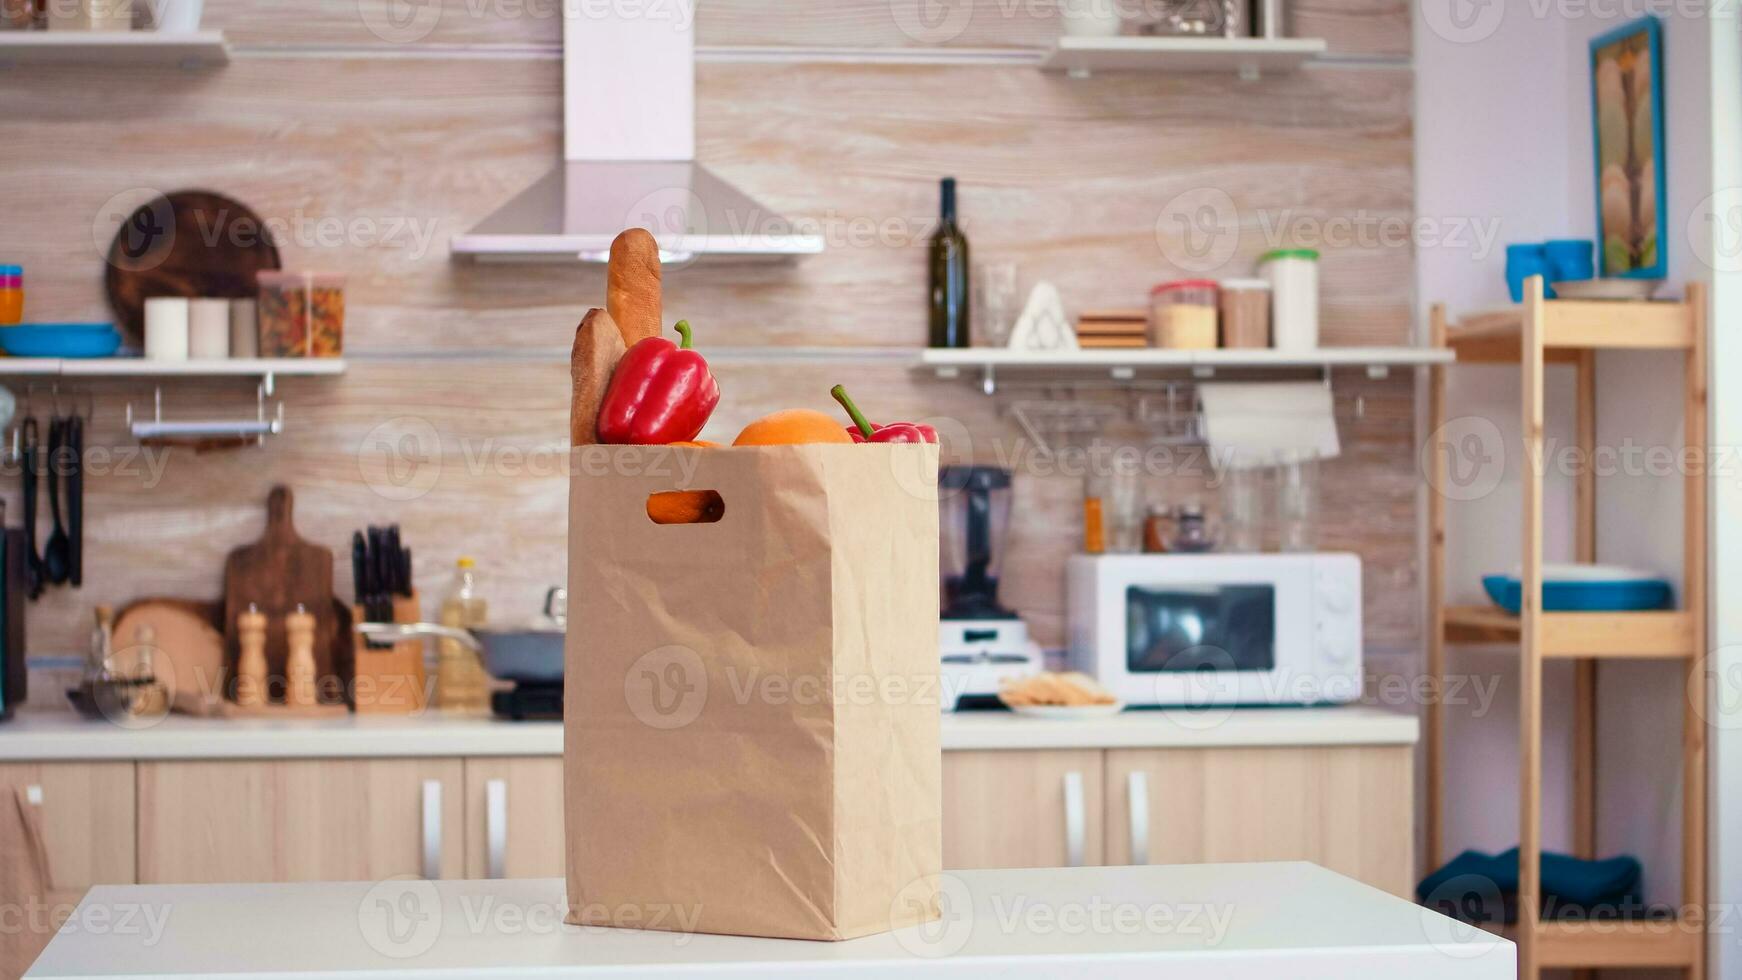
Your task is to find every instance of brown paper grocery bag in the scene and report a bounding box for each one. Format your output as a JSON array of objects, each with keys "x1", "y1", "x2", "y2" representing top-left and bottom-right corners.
[{"x1": 565, "y1": 443, "x2": 942, "y2": 941}]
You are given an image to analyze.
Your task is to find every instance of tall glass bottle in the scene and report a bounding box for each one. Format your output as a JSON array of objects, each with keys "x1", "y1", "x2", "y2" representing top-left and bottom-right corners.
[
  {"x1": 436, "y1": 557, "x2": 490, "y2": 712},
  {"x1": 928, "y1": 177, "x2": 970, "y2": 348}
]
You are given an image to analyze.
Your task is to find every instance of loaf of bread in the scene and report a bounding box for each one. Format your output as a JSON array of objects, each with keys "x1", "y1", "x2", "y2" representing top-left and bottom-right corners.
[
  {"x1": 606, "y1": 228, "x2": 663, "y2": 347},
  {"x1": 570, "y1": 307, "x2": 627, "y2": 446}
]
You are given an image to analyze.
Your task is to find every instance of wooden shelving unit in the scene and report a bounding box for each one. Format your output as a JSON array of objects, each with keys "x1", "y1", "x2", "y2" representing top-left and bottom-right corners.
[
  {"x1": 0, "y1": 31, "x2": 229, "y2": 68},
  {"x1": 1426, "y1": 276, "x2": 1708, "y2": 979}
]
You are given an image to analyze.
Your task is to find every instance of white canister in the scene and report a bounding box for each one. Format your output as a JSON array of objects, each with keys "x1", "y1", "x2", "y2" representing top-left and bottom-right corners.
[
  {"x1": 143, "y1": 297, "x2": 190, "y2": 361},
  {"x1": 188, "y1": 297, "x2": 230, "y2": 359},
  {"x1": 1059, "y1": 0, "x2": 1122, "y2": 37},
  {"x1": 1258, "y1": 248, "x2": 1319, "y2": 351},
  {"x1": 229, "y1": 298, "x2": 259, "y2": 358}
]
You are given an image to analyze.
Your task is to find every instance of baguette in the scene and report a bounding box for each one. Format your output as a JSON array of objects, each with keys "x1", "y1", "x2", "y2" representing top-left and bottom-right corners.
[
  {"x1": 570, "y1": 308, "x2": 628, "y2": 446},
  {"x1": 606, "y1": 228, "x2": 663, "y2": 347}
]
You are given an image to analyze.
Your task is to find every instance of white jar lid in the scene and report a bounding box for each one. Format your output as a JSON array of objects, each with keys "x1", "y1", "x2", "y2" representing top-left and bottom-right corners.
[{"x1": 1219, "y1": 278, "x2": 1272, "y2": 290}]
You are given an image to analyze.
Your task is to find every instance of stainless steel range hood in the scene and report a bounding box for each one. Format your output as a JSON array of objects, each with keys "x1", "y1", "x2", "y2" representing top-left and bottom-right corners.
[{"x1": 450, "y1": 11, "x2": 822, "y2": 264}]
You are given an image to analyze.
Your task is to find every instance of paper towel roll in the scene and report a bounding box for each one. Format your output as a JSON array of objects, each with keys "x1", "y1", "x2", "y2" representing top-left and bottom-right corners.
[{"x1": 1198, "y1": 382, "x2": 1340, "y2": 470}]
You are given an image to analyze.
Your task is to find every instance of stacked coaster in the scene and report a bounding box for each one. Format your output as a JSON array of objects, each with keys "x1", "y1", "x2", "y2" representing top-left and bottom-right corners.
[{"x1": 1074, "y1": 310, "x2": 1148, "y2": 348}]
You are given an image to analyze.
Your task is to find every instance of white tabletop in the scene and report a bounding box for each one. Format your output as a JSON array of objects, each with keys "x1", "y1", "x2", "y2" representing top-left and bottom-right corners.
[
  {"x1": 0, "y1": 705, "x2": 1416, "y2": 761},
  {"x1": 29, "y1": 863, "x2": 1510, "y2": 980}
]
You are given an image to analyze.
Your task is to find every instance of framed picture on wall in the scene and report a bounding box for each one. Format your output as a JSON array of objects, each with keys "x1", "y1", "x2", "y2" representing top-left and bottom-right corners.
[{"x1": 1589, "y1": 15, "x2": 1667, "y2": 280}]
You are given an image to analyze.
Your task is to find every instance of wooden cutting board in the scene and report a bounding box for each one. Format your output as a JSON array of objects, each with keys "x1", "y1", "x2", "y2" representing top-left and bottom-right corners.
[
  {"x1": 103, "y1": 190, "x2": 282, "y2": 347},
  {"x1": 113, "y1": 598, "x2": 227, "y2": 715},
  {"x1": 221, "y1": 486, "x2": 347, "y2": 705}
]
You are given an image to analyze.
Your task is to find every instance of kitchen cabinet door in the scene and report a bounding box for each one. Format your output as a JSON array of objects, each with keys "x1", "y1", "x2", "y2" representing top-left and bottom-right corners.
[
  {"x1": 0, "y1": 762, "x2": 136, "y2": 902},
  {"x1": 463, "y1": 758, "x2": 564, "y2": 879},
  {"x1": 942, "y1": 750, "x2": 1104, "y2": 869},
  {"x1": 1104, "y1": 746, "x2": 1413, "y2": 897},
  {"x1": 138, "y1": 759, "x2": 464, "y2": 884}
]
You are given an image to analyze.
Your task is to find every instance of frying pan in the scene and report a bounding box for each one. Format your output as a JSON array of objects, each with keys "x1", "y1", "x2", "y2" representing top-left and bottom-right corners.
[{"x1": 354, "y1": 587, "x2": 565, "y2": 684}]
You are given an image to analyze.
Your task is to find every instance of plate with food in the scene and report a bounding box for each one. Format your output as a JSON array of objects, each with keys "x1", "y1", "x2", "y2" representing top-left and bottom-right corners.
[{"x1": 999, "y1": 671, "x2": 1124, "y2": 718}]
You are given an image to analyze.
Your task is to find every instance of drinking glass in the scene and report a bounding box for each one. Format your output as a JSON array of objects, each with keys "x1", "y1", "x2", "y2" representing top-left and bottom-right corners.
[
  {"x1": 1276, "y1": 454, "x2": 1320, "y2": 552},
  {"x1": 1220, "y1": 465, "x2": 1265, "y2": 553},
  {"x1": 974, "y1": 261, "x2": 1019, "y2": 348}
]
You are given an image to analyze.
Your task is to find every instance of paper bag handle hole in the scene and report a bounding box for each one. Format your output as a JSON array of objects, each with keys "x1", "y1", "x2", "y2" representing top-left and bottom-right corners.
[{"x1": 646, "y1": 490, "x2": 726, "y2": 525}]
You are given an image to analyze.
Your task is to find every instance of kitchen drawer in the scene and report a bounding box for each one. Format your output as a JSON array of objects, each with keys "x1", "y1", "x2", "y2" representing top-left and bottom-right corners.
[
  {"x1": 463, "y1": 757, "x2": 564, "y2": 879},
  {"x1": 1104, "y1": 745, "x2": 1413, "y2": 896},
  {"x1": 0, "y1": 761, "x2": 135, "y2": 902},
  {"x1": 943, "y1": 749, "x2": 1104, "y2": 870},
  {"x1": 138, "y1": 759, "x2": 464, "y2": 883}
]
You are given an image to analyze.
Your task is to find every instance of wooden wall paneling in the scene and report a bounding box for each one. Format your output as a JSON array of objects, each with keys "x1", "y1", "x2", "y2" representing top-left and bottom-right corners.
[
  {"x1": 198, "y1": 0, "x2": 1410, "y2": 56},
  {"x1": 4, "y1": 363, "x2": 1420, "y2": 662},
  {"x1": 1, "y1": 5, "x2": 1418, "y2": 676},
  {"x1": 0, "y1": 60, "x2": 1412, "y2": 353}
]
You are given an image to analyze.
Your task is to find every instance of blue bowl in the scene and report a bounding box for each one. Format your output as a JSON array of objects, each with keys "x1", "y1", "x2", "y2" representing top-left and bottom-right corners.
[
  {"x1": 1544, "y1": 239, "x2": 1596, "y2": 284},
  {"x1": 1505, "y1": 244, "x2": 1555, "y2": 302},
  {"x1": 1482, "y1": 575, "x2": 1673, "y2": 614},
  {"x1": 0, "y1": 323, "x2": 122, "y2": 358}
]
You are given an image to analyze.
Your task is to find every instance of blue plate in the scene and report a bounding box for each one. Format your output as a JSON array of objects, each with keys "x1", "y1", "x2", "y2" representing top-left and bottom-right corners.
[
  {"x1": 1482, "y1": 575, "x2": 1673, "y2": 614},
  {"x1": 0, "y1": 324, "x2": 123, "y2": 358}
]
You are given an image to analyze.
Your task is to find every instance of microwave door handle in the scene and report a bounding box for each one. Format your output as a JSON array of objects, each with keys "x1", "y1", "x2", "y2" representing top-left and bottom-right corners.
[
  {"x1": 1127, "y1": 771, "x2": 1150, "y2": 865},
  {"x1": 1062, "y1": 771, "x2": 1087, "y2": 868}
]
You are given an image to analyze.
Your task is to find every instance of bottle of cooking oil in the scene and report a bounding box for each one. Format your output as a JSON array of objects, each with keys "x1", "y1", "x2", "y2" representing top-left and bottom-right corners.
[{"x1": 435, "y1": 557, "x2": 490, "y2": 712}]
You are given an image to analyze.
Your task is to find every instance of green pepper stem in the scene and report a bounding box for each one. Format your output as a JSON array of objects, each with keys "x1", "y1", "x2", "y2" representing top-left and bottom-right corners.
[
  {"x1": 675, "y1": 320, "x2": 694, "y2": 350},
  {"x1": 831, "y1": 385, "x2": 875, "y2": 438}
]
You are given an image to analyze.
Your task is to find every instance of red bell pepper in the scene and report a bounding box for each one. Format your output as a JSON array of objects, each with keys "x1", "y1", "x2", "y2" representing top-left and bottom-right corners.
[
  {"x1": 597, "y1": 321, "x2": 721, "y2": 444},
  {"x1": 831, "y1": 385, "x2": 939, "y2": 444}
]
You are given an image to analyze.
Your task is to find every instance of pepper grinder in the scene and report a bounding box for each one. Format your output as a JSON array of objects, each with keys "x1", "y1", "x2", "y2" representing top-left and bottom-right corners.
[
  {"x1": 236, "y1": 603, "x2": 269, "y2": 708},
  {"x1": 285, "y1": 603, "x2": 318, "y2": 708}
]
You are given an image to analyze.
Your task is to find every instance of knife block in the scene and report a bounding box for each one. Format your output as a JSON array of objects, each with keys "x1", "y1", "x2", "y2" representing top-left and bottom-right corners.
[{"x1": 351, "y1": 592, "x2": 428, "y2": 715}]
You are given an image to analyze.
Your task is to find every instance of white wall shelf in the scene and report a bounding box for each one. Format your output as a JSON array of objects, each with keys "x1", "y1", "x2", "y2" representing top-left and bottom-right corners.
[
  {"x1": 918, "y1": 346, "x2": 1451, "y2": 393},
  {"x1": 0, "y1": 31, "x2": 229, "y2": 69},
  {"x1": 0, "y1": 357, "x2": 343, "y2": 395},
  {"x1": 1037, "y1": 36, "x2": 1327, "y2": 79}
]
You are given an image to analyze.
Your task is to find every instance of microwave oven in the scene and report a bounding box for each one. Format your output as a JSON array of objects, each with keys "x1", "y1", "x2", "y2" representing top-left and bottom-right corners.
[{"x1": 1066, "y1": 553, "x2": 1362, "y2": 707}]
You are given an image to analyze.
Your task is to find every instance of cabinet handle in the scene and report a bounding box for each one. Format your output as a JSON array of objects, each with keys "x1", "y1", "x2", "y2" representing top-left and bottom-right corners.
[
  {"x1": 1127, "y1": 771, "x2": 1150, "y2": 865},
  {"x1": 25, "y1": 784, "x2": 42, "y2": 806},
  {"x1": 421, "y1": 780, "x2": 442, "y2": 880},
  {"x1": 485, "y1": 779, "x2": 508, "y2": 880},
  {"x1": 1062, "y1": 771, "x2": 1086, "y2": 868}
]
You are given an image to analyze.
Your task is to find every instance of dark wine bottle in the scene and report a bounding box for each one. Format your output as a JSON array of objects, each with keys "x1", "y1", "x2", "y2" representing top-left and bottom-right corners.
[{"x1": 928, "y1": 177, "x2": 970, "y2": 348}]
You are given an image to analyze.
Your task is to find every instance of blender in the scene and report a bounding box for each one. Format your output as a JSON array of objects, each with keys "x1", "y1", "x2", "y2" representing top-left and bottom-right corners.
[{"x1": 939, "y1": 465, "x2": 1043, "y2": 710}]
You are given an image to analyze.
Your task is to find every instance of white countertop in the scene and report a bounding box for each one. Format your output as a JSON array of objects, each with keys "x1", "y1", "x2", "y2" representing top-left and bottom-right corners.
[
  {"x1": 0, "y1": 705, "x2": 1415, "y2": 761},
  {"x1": 27, "y1": 863, "x2": 1511, "y2": 979}
]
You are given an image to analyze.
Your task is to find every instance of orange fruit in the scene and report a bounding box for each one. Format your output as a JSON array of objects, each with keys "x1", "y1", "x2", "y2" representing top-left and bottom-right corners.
[{"x1": 732, "y1": 409, "x2": 855, "y2": 446}]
